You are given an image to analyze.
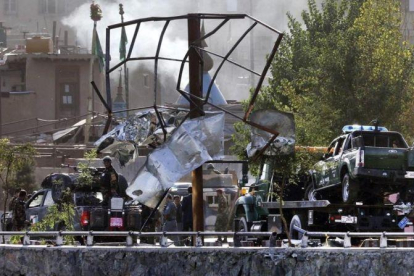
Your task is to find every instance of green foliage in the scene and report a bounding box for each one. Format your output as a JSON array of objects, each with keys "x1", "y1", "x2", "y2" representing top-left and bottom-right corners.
[
  {"x1": 10, "y1": 235, "x2": 22, "y2": 244},
  {"x1": 0, "y1": 139, "x2": 36, "y2": 212},
  {"x1": 259, "y1": 0, "x2": 414, "y2": 146},
  {"x1": 31, "y1": 194, "x2": 75, "y2": 244},
  {"x1": 10, "y1": 163, "x2": 36, "y2": 194},
  {"x1": 77, "y1": 149, "x2": 97, "y2": 187},
  {"x1": 232, "y1": 0, "x2": 414, "y2": 165}
]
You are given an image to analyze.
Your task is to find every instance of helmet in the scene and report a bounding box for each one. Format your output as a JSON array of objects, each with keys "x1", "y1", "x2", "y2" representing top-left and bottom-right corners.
[{"x1": 103, "y1": 156, "x2": 112, "y2": 162}]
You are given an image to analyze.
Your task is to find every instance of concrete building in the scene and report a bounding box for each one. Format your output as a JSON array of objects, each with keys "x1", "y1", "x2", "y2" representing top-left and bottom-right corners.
[
  {"x1": 0, "y1": 51, "x2": 105, "y2": 140},
  {"x1": 1, "y1": 0, "x2": 89, "y2": 48}
]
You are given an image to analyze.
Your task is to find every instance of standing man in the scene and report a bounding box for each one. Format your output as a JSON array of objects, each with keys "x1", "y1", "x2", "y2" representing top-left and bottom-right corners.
[
  {"x1": 181, "y1": 187, "x2": 193, "y2": 231},
  {"x1": 8, "y1": 188, "x2": 21, "y2": 211},
  {"x1": 174, "y1": 195, "x2": 183, "y2": 231},
  {"x1": 215, "y1": 189, "x2": 228, "y2": 243},
  {"x1": 101, "y1": 156, "x2": 119, "y2": 205},
  {"x1": 163, "y1": 194, "x2": 178, "y2": 244},
  {"x1": 12, "y1": 190, "x2": 27, "y2": 231}
]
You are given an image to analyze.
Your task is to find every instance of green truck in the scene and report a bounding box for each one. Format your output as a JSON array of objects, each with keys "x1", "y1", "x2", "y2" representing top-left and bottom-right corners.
[
  {"x1": 232, "y1": 125, "x2": 414, "y2": 244},
  {"x1": 308, "y1": 125, "x2": 414, "y2": 203}
]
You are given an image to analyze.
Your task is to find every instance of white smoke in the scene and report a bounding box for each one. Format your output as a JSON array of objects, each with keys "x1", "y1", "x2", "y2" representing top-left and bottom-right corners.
[{"x1": 62, "y1": 0, "x2": 312, "y2": 103}]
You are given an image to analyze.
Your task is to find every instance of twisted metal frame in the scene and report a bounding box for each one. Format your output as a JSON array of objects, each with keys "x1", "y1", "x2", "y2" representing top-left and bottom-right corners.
[{"x1": 96, "y1": 13, "x2": 284, "y2": 156}]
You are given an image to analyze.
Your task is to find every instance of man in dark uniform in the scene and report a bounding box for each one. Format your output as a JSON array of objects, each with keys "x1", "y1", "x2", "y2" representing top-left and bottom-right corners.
[
  {"x1": 8, "y1": 188, "x2": 21, "y2": 211},
  {"x1": 12, "y1": 190, "x2": 27, "y2": 231},
  {"x1": 181, "y1": 187, "x2": 193, "y2": 231},
  {"x1": 101, "y1": 156, "x2": 119, "y2": 205},
  {"x1": 174, "y1": 195, "x2": 183, "y2": 231},
  {"x1": 215, "y1": 189, "x2": 228, "y2": 243}
]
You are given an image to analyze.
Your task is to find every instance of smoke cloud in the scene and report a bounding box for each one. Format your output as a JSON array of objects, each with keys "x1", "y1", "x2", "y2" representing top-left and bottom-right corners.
[{"x1": 62, "y1": 0, "x2": 311, "y2": 104}]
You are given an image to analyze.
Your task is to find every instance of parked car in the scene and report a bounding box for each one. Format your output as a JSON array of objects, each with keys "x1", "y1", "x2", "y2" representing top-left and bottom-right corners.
[
  {"x1": 308, "y1": 124, "x2": 414, "y2": 203},
  {"x1": 2, "y1": 169, "x2": 142, "y2": 242}
]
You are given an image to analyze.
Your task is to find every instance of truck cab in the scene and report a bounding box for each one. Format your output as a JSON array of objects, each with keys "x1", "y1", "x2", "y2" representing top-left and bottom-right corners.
[{"x1": 310, "y1": 125, "x2": 414, "y2": 203}]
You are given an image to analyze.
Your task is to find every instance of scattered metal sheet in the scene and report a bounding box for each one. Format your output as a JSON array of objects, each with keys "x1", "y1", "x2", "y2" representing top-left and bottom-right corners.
[
  {"x1": 53, "y1": 117, "x2": 97, "y2": 142},
  {"x1": 94, "y1": 109, "x2": 188, "y2": 152},
  {"x1": 99, "y1": 141, "x2": 137, "y2": 167},
  {"x1": 126, "y1": 112, "x2": 224, "y2": 207},
  {"x1": 246, "y1": 109, "x2": 295, "y2": 157}
]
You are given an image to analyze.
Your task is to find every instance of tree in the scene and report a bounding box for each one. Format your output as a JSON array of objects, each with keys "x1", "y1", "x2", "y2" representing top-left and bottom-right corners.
[
  {"x1": 232, "y1": 0, "x2": 414, "y2": 243},
  {"x1": 0, "y1": 139, "x2": 36, "y2": 214},
  {"x1": 10, "y1": 163, "x2": 37, "y2": 194},
  {"x1": 257, "y1": 0, "x2": 414, "y2": 146}
]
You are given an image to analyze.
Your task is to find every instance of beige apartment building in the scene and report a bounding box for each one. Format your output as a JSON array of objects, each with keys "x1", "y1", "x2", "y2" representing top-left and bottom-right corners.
[{"x1": 0, "y1": 51, "x2": 105, "y2": 140}]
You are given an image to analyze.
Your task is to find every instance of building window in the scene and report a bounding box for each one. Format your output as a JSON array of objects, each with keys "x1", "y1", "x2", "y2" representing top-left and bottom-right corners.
[
  {"x1": 410, "y1": 0, "x2": 414, "y2": 12},
  {"x1": 4, "y1": 0, "x2": 17, "y2": 15},
  {"x1": 61, "y1": 83, "x2": 73, "y2": 105},
  {"x1": 39, "y1": 0, "x2": 66, "y2": 15}
]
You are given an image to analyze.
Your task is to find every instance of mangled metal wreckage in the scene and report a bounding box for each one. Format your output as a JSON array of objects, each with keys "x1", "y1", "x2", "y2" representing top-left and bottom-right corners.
[
  {"x1": 95, "y1": 110, "x2": 225, "y2": 207},
  {"x1": 95, "y1": 14, "x2": 293, "y2": 207}
]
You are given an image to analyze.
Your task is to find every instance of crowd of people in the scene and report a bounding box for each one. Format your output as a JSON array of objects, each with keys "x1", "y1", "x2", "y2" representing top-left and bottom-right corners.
[{"x1": 159, "y1": 186, "x2": 229, "y2": 245}]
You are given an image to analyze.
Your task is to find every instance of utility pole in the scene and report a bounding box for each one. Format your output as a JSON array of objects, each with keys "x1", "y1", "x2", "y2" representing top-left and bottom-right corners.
[
  {"x1": 119, "y1": 4, "x2": 129, "y2": 116},
  {"x1": 188, "y1": 14, "x2": 204, "y2": 235}
]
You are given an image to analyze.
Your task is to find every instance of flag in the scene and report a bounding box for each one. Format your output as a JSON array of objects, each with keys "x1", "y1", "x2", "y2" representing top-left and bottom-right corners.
[
  {"x1": 119, "y1": 26, "x2": 128, "y2": 60},
  {"x1": 92, "y1": 25, "x2": 105, "y2": 72}
]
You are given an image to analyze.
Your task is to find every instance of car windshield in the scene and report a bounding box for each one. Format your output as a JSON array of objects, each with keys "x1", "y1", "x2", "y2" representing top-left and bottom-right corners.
[
  {"x1": 74, "y1": 192, "x2": 103, "y2": 206},
  {"x1": 352, "y1": 131, "x2": 408, "y2": 148}
]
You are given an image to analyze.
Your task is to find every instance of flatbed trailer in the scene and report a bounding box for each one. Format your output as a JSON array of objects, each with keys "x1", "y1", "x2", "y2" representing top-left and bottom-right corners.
[{"x1": 234, "y1": 197, "x2": 411, "y2": 242}]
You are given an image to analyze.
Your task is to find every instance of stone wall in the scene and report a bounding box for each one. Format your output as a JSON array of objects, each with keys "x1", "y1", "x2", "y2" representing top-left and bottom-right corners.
[{"x1": 0, "y1": 246, "x2": 413, "y2": 276}]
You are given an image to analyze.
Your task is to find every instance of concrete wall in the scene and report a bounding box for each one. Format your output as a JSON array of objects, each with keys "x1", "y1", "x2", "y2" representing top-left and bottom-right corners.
[{"x1": 0, "y1": 246, "x2": 413, "y2": 276}]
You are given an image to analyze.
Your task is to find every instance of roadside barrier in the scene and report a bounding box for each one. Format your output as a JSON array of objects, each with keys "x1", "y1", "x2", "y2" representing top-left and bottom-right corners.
[
  {"x1": 293, "y1": 225, "x2": 414, "y2": 248},
  {"x1": 0, "y1": 231, "x2": 277, "y2": 247},
  {"x1": 2, "y1": 229, "x2": 414, "y2": 248}
]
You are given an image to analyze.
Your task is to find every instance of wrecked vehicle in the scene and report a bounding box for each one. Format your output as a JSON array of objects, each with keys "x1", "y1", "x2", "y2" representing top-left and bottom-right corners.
[{"x1": 308, "y1": 124, "x2": 414, "y2": 203}]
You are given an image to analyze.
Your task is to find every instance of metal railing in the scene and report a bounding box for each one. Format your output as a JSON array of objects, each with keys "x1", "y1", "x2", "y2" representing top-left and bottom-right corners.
[
  {"x1": 3, "y1": 228, "x2": 414, "y2": 248},
  {"x1": 294, "y1": 226, "x2": 414, "y2": 248},
  {"x1": 0, "y1": 231, "x2": 277, "y2": 247}
]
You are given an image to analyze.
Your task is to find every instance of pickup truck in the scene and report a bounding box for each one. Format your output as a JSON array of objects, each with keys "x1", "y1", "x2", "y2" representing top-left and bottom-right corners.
[
  {"x1": 308, "y1": 125, "x2": 414, "y2": 203},
  {"x1": 2, "y1": 170, "x2": 142, "y2": 242}
]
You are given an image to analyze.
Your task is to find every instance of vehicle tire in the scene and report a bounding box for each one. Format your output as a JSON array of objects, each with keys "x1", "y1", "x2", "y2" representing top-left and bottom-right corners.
[
  {"x1": 289, "y1": 215, "x2": 304, "y2": 240},
  {"x1": 342, "y1": 173, "x2": 359, "y2": 204},
  {"x1": 234, "y1": 217, "x2": 249, "y2": 242},
  {"x1": 1, "y1": 213, "x2": 5, "y2": 231},
  {"x1": 304, "y1": 184, "x2": 317, "y2": 201}
]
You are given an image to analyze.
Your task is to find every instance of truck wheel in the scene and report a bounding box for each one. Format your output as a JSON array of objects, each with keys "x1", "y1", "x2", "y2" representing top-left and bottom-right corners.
[
  {"x1": 289, "y1": 215, "x2": 304, "y2": 240},
  {"x1": 305, "y1": 185, "x2": 317, "y2": 201},
  {"x1": 342, "y1": 173, "x2": 358, "y2": 203},
  {"x1": 235, "y1": 217, "x2": 249, "y2": 242},
  {"x1": 237, "y1": 217, "x2": 248, "y2": 232}
]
